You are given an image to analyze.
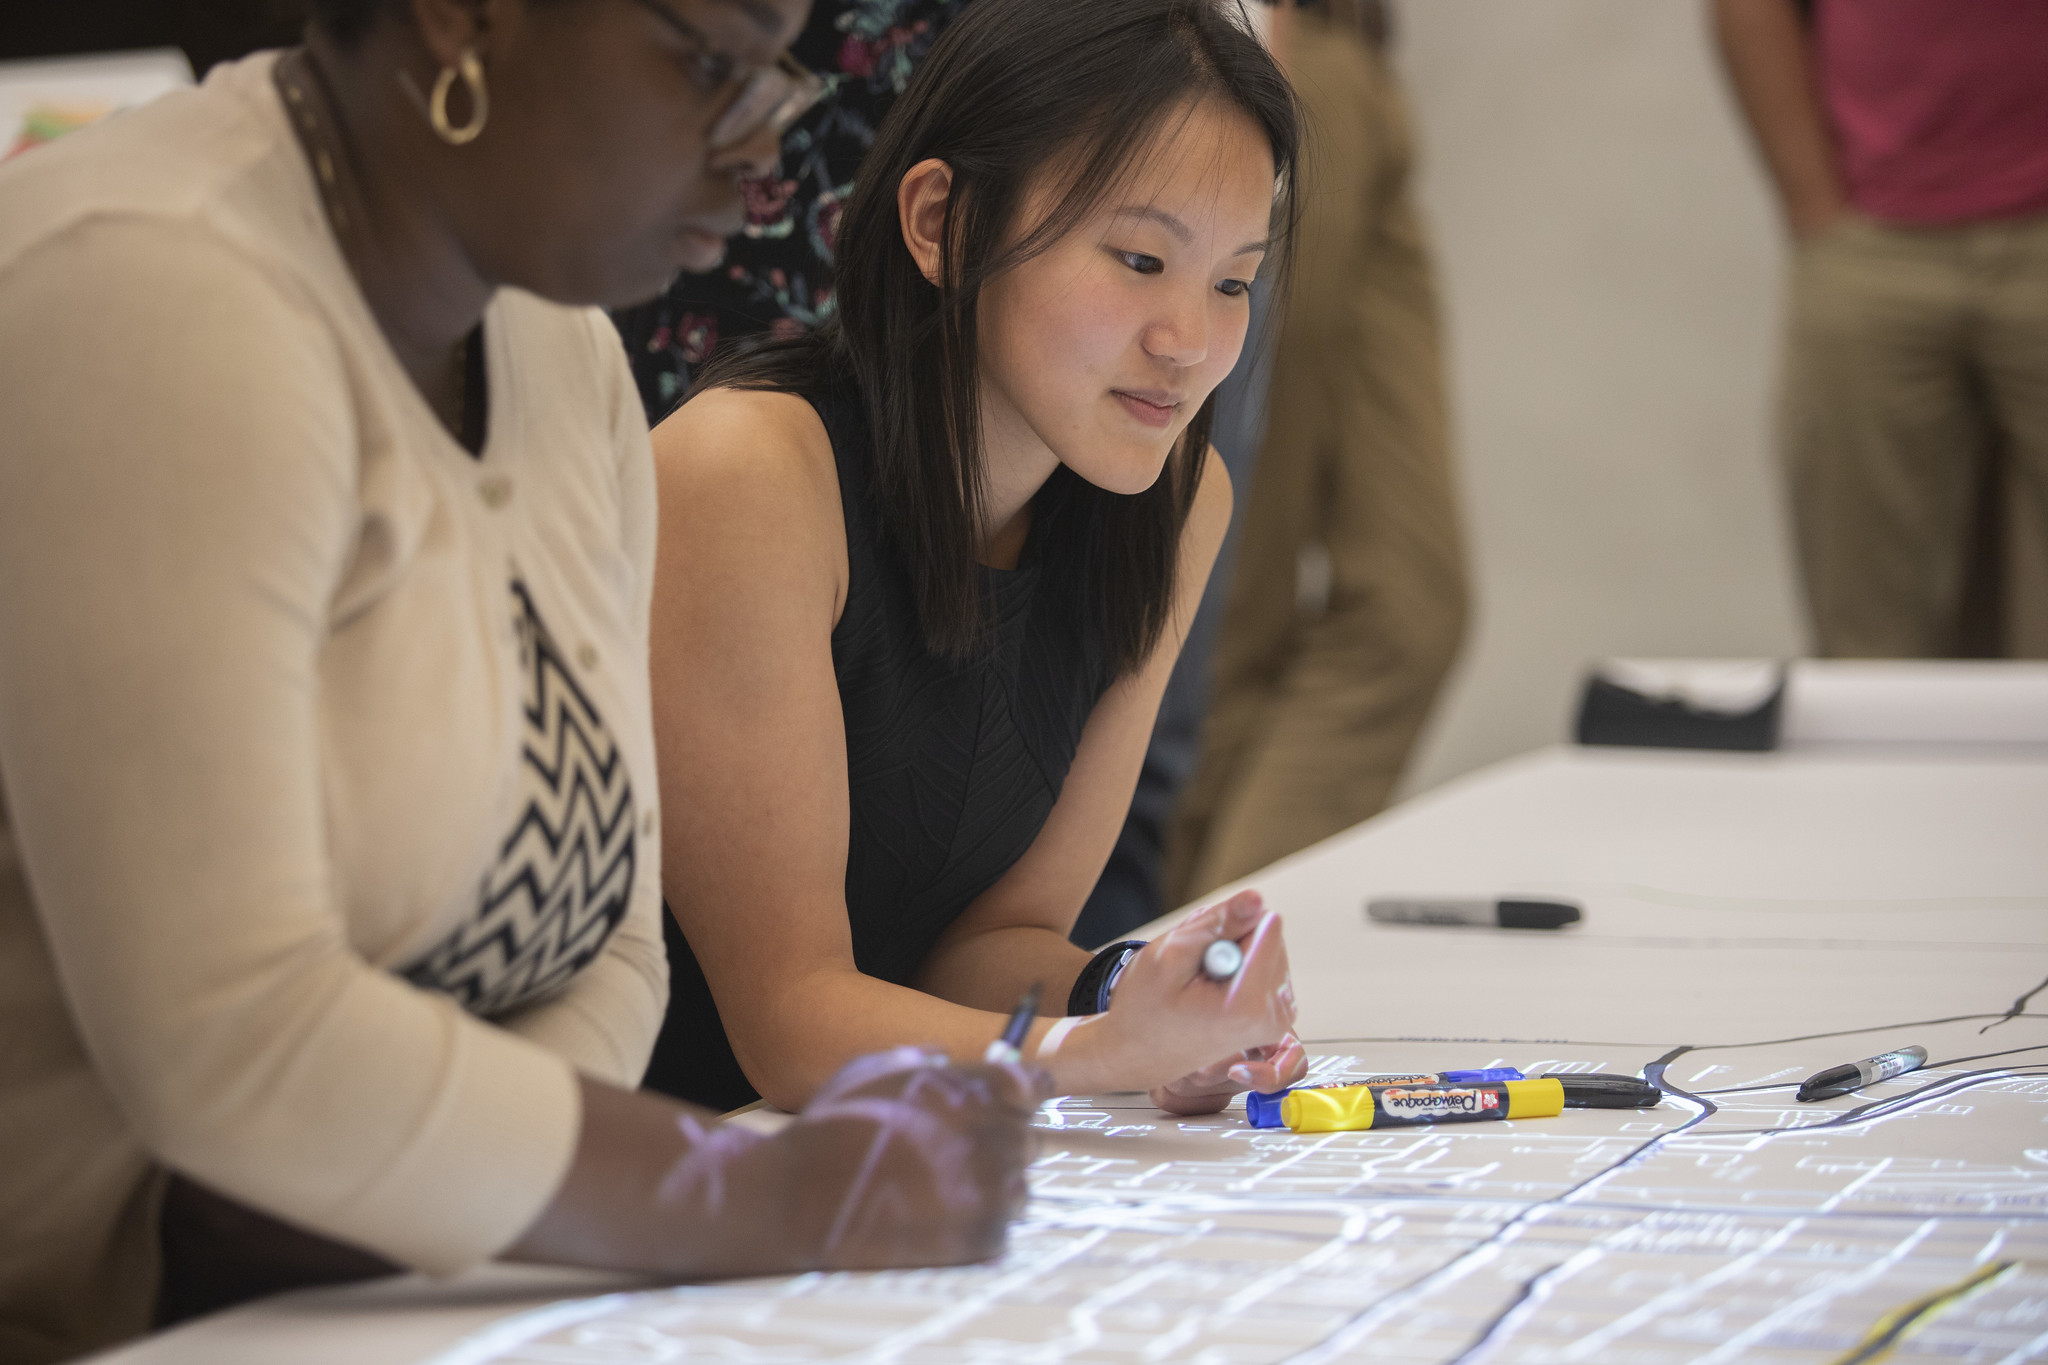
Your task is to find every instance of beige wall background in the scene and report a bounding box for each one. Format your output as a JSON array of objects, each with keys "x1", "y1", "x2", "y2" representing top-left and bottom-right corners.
[{"x1": 1384, "y1": 0, "x2": 1813, "y2": 797}]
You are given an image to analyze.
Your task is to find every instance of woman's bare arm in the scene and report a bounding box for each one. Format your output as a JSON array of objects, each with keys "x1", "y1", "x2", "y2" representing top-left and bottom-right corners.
[
  {"x1": 652, "y1": 404, "x2": 1298, "y2": 1109},
  {"x1": 650, "y1": 389, "x2": 1052, "y2": 1109},
  {"x1": 910, "y1": 448, "x2": 1235, "y2": 996},
  {"x1": 912, "y1": 448, "x2": 1306, "y2": 1110}
]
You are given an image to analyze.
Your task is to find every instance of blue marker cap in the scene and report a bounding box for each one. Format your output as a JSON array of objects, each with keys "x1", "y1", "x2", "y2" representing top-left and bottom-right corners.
[
  {"x1": 1245, "y1": 1069, "x2": 1525, "y2": 1127},
  {"x1": 1246, "y1": 1088, "x2": 1294, "y2": 1128}
]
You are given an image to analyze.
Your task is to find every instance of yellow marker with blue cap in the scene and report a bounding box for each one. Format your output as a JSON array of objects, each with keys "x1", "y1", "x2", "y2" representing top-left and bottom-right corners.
[{"x1": 1281, "y1": 1078, "x2": 1566, "y2": 1132}]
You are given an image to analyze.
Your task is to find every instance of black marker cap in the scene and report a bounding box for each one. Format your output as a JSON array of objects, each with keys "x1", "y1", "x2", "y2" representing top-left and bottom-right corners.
[{"x1": 1497, "y1": 899, "x2": 1582, "y2": 930}]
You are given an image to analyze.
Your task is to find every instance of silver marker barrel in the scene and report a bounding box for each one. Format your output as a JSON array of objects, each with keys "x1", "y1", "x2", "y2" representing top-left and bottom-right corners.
[{"x1": 1795, "y1": 1045, "x2": 1928, "y2": 1102}]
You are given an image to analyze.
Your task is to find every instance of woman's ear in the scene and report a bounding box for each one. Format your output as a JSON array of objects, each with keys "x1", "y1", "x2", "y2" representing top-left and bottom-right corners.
[
  {"x1": 897, "y1": 158, "x2": 955, "y2": 288},
  {"x1": 409, "y1": 0, "x2": 495, "y2": 69}
]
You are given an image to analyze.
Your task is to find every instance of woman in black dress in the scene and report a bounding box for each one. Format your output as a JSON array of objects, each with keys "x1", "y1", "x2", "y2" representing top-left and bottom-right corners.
[{"x1": 646, "y1": 0, "x2": 1310, "y2": 1114}]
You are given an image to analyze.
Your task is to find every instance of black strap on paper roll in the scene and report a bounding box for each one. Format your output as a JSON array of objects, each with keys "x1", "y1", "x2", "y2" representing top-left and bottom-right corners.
[{"x1": 1575, "y1": 669, "x2": 1785, "y2": 751}]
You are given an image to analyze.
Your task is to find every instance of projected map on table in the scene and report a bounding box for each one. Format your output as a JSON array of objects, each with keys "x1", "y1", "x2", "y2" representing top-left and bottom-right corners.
[{"x1": 427, "y1": 1001, "x2": 2048, "y2": 1364}]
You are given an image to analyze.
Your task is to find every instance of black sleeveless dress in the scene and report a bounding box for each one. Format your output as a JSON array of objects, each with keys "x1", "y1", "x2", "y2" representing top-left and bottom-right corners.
[{"x1": 643, "y1": 383, "x2": 1112, "y2": 1110}]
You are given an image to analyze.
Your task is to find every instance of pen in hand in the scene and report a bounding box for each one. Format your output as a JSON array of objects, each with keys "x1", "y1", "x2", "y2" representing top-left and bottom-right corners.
[
  {"x1": 984, "y1": 983, "x2": 1042, "y2": 1065},
  {"x1": 1201, "y1": 938, "x2": 1244, "y2": 981}
]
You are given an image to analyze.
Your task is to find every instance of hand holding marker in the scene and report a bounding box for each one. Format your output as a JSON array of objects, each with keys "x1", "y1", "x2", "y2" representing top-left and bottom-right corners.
[
  {"x1": 1078, "y1": 891, "x2": 1304, "y2": 1115},
  {"x1": 1201, "y1": 937, "x2": 1244, "y2": 982},
  {"x1": 1233, "y1": 893, "x2": 1659, "y2": 1129}
]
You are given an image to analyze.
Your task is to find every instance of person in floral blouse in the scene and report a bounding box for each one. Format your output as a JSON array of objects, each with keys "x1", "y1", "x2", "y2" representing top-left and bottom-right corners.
[{"x1": 613, "y1": 0, "x2": 975, "y2": 421}]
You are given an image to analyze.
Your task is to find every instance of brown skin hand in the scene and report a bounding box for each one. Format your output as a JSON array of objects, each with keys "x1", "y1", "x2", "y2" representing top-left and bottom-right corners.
[
  {"x1": 1711, "y1": 0, "x2": 1847, "y2": 240},
  {"x1": 303, "y1": 0, "x2": 798, "y2": 433}
]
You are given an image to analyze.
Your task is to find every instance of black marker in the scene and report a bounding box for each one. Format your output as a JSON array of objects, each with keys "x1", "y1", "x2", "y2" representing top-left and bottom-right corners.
[
  {"x1": 983, "y1": 983, "x2": 1042, "y2": 1065},
  {"x1": 1796, "y1": 1045, "x2": 1928, "y2": 1102},
  {"x1": 1366, "y1": 897, "x2": 1582, "y2": 930},
  {"x1": 1547, "y1": 1073, "x2": 1662, "y2": 1109}
]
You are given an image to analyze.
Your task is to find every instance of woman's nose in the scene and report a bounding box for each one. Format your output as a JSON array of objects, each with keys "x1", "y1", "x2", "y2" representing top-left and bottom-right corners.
[
  {"x1": 1143, "y1": 290, "x2": 1210, "y2": 369},
  {"x1": 713, "y1": 120, "x2": 783, "y2": 184}
]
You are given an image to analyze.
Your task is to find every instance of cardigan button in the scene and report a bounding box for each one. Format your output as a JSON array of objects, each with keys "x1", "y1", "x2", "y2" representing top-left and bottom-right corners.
[
  {"x1": 576, "y1": 643, "x2": 599, "y2": 670},
  {"x1": 478, "y1": 476, "x2": 513, "y2": 509}
]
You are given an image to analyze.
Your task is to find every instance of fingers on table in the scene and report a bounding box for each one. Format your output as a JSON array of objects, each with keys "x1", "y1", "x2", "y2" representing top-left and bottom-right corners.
[
  {"x1": 1151, "y1": 1084, "x2": 1235, "y2": 1117},
  {"x1": 1233, "y1": 1036, "x2": 1309, "y2": 1092}
]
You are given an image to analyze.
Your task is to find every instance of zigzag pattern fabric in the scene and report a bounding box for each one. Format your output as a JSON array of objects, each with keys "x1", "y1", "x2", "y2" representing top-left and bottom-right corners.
[{"x1": 405, "y1": 579, "x2": 637, "y2": 1017}]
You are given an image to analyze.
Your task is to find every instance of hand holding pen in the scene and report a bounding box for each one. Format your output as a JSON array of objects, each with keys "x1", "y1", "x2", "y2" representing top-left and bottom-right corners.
[
  {"x1": 755, "y1": 1036, "x2": 1051, "y2": 1272},
  {"x1": 512, "y1": 1037, "x2": 1051, "y2": 1281}
]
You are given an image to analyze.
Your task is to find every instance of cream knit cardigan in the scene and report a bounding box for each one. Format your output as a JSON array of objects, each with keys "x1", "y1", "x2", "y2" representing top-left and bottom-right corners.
[{"x1": 0, "y1": 53, "x2": 667, "y2": 1363}]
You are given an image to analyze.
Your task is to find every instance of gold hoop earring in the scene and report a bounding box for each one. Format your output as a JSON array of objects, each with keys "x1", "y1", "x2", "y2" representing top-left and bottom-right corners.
[{"x1": 428, "y1": 46, "x2": 488, "y2": 145}]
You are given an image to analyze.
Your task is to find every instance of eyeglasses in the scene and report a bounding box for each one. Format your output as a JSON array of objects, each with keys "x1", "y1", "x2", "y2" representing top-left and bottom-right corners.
[{"x1": 628, "y1": 0, "x2": 826, "y2": 151}]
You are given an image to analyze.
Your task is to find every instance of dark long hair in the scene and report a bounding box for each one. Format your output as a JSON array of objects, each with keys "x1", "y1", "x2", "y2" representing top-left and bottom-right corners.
[{"x1": 694, "y1": 0, "x2": 1299, "y2": 678}]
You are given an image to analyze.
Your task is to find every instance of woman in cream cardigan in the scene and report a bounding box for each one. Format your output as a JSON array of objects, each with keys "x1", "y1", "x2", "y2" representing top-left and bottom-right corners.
[{"x1": 0, "y1": 0, "x2": 1043, "y2": 1359}]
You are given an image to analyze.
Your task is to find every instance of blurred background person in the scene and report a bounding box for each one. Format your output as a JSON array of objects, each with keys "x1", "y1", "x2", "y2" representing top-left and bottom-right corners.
[
  {"x1": 1714, "y1": 0, "x2": 2048, "y2": 659},
  {"x1": 1167, "y1": 0, "x2": 1466, "y2": 905}
]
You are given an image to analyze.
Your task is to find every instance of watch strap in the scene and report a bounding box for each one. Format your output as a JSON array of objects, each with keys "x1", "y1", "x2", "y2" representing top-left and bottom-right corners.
[{"x1": 1068, "y1": 940, "x2": 1146, "y2": 1016}]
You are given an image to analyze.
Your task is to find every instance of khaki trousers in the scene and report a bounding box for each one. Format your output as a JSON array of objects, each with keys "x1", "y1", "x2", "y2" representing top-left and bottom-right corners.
[
  {"x1": 1166, "y1": 20, "x2": 1467, "y2": 905},
  {"x1": 1783, "y1": 210, "x2": 2048, "y2": 658}
]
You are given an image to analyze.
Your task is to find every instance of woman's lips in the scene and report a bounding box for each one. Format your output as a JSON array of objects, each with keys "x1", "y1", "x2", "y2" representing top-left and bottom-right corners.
[{"x1": 1112, "y1": 389, "x2": 1181, "y2": 429}]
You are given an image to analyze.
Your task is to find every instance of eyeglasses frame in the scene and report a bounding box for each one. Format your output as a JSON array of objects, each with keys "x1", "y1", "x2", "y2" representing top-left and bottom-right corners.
[{"x1": 625, "y1": 0, "x2": 826, "y2": 152}]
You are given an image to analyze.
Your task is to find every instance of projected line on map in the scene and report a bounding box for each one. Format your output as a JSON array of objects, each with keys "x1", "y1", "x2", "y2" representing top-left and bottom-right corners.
[
  {"x1": 1709, "y1": 1065, "x2": 2048, "y2": 1139},
  {"x1": 1827, "y1": 1259, "x2": 2021, "y2": 1365},
  {"x1": 1985, "y1": 972, "x2": 2048, "y2": 1034},
  {"x1": 1697, "y1": 1042, "x2": 2048, "y2": 1095},
  {"x1": 418, "y1": 973, "x2": 2048, "y2": 1365},
  {"x1": 1277, "y1": 1001, "x2": 2048, "y2": 1364},
  {"x1": 1305, "y1": 1011, "x2": 2048, "y2": 1057},
  {"x1": 1440, "y1": 1256, "x2": 1563, "y2": 1365},
  {"x1": 1437, "y1": 1049, "x2": 1735, "y2": 1364},
  {"x1": 1275, "y1": 1046, "x2": 1725, "y2": 1364},
  {"x1": 1022, "y1": 1187, "x2": 2048, "y2": 1230}
]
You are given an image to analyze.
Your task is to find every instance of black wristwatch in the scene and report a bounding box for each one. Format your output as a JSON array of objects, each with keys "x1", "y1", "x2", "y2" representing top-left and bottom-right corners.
[{"x1": 1068, "y1": 940, "x2": 1146, "y2": 1016}]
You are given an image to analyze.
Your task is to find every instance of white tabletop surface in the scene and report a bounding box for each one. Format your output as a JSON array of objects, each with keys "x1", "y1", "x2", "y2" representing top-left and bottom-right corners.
[{"x1": 88, "y1": 744, "x2": 2048, "y2": 1364}]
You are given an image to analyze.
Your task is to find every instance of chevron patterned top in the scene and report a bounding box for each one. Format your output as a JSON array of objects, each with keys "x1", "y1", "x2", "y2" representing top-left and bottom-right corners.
[{"x1": 403, "y1": 580, "x2": 638, "y2": 1018}]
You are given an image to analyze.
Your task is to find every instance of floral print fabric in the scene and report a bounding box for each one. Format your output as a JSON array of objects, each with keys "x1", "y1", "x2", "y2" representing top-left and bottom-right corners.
[{"x1": 612, "y1": 0, "x2": 977, "y2": 422}]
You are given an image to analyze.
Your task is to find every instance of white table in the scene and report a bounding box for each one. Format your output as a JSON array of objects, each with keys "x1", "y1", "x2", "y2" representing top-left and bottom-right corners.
[{"x1": 92, "y1": 744, "x2": 2048, "y2": 1364}]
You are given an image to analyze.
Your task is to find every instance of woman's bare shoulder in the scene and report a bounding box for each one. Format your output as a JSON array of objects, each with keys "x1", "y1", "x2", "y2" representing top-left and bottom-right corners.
[
  {"x1": 653, "y1": 387, "x2": 834, "y2": 485},
  {"x1": 650, "y1": 386, "x2": 842, "y2": 537}
]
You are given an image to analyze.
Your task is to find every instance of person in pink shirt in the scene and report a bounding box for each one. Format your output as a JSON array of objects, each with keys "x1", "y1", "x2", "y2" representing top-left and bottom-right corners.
[{"x1": 1715, "y1": 0, "x2": 2048, "y2": 656}]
